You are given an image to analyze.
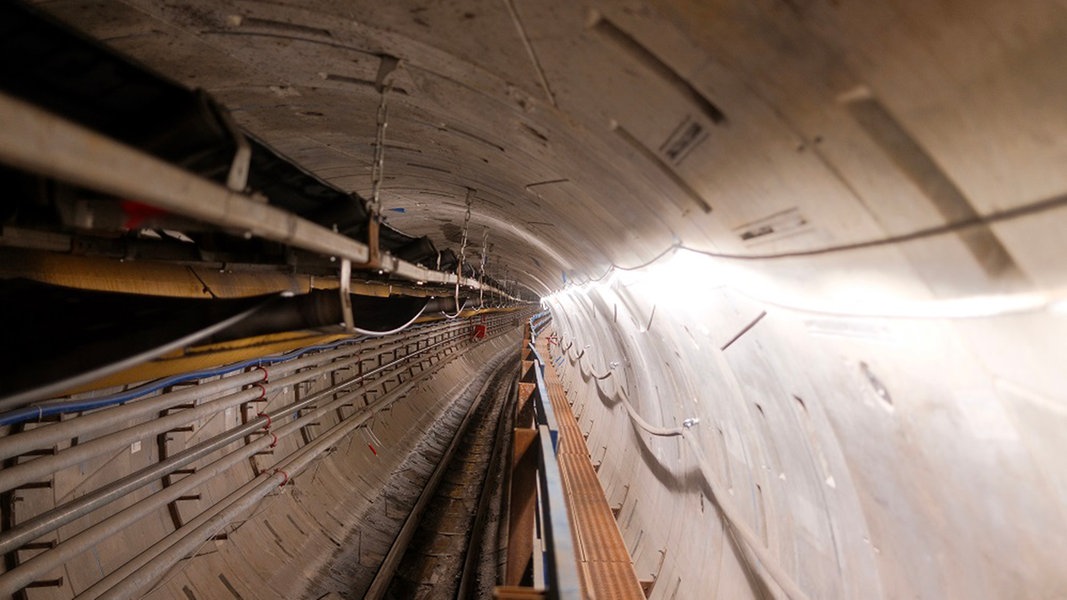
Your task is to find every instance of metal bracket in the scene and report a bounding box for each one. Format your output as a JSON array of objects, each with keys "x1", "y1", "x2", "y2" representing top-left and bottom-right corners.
[
  {"x1": 340, "y1": 259, "x2": 355, "y2": 332},
  {"x1": 209, "y1": 94, "x2": 252, "y2": 193}
]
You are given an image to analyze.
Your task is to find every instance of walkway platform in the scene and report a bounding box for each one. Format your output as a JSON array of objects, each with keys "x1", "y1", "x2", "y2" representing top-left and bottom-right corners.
[{"x1": 536, "y1": 332, "x2": 646, "y2": 600}]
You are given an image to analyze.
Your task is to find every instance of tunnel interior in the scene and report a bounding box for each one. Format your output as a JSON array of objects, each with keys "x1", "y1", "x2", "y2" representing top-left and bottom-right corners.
[{"x1": 1, "y1": 1, "x2": 1066, "y2": 598}]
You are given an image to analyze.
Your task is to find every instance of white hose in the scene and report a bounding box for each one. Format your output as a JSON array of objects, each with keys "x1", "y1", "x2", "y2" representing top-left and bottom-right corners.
[{"x1": 558, "y1": 337, "x2": 811, "y2": 600}]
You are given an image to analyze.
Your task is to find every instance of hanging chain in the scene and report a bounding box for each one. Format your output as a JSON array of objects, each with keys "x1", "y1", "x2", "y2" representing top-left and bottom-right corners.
[
  {"x1": 369, "y1": 81, "x2": 393, "y2": 217},
  {"x1": 457, "y1": 189, "x2": 474, "y2": 274},
  {"x1": 447, "y1": 188, "x2": 474, "y2": 314},
  {"x1": 478, "y1": 228, "x2": 488, "y2": 307}
]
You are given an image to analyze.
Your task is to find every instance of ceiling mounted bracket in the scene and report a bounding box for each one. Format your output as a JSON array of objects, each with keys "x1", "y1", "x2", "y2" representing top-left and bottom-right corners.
[
  {"x1": 349, "y1": 216, "x2": 381, "y2": 270},
  {"x1": 206, "y1": 92, "x2": 252, "y2": 193},
  {"x1": 353, "y1": 77, "x2": 393, "y2": 273},
  {"x1": 339, "y1": 258, "x2": 355, "y2": 332}
]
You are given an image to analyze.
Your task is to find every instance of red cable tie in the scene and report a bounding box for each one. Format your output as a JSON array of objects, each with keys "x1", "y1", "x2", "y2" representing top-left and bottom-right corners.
[
  {"x1": 254, "y1": 384, "x2": 267, "y2": 401},
  {"x1": 368, "y1": 443, "x2": 377, "y2": 456},
  {"x1": 257, "y1": 412, "x2": 272, "y2": 430},
  {"x1": 273, "y1": 468, "x2": 289, "y2": 487},
  {"x1": 269, "y1": 432, "x2": 278, "y2": 448},
  {"x1": 254, "y1": 365, "x2": 269, "y2": 382}
]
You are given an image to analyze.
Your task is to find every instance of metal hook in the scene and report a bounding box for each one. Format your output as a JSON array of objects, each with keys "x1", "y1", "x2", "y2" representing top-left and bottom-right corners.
[{"x1": 640, "y1": 305, "x2": 656, "y2": 333}]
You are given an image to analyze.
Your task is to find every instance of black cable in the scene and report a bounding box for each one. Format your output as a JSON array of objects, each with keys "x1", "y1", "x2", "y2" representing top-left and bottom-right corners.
[
  {"x1": 570, "y1": 191, "x2": 1067, "y2": 286},
  {"x1": 683, "y1": 191, "x2": 1067, "y2": 260}
]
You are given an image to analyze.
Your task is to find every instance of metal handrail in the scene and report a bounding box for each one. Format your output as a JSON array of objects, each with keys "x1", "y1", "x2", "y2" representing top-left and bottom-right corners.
[{"x1": 524, "y1": 313, "x2": 580, "y2": 599}]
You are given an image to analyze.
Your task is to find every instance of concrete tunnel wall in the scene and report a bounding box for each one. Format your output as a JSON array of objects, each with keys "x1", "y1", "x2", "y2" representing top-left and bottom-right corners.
[
  {"x1": 9, "y1": 0, "x2": 1067, "y2": 598},
  {"x1": 545, "y1": 261, "x2": 1067, "y2": 598}
]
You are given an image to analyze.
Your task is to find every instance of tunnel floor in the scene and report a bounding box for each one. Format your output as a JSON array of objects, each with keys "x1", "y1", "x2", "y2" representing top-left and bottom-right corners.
[
  {"x1": 385, "y1": 356, "x2": 516, "y2": 599},
  {"x1": 302, "y1": 346, "x2": 518, "y2": 599}
]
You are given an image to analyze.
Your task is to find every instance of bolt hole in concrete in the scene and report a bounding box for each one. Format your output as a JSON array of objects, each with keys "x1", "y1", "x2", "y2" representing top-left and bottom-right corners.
[{"x1": 859, "y1": 361, "x2": 893, "y2": 407}]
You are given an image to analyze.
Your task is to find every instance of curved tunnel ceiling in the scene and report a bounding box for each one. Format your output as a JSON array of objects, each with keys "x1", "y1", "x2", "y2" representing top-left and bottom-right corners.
[
  {"x1": 12, "y1": 0, "x2": 1067, "y2": 598},
  {"x1": 29, "y1": 0, "x2": 1042, "y2": 298},
  {"x1": 42, "y1": 0, "x2": 1061, "y2": 303},
  {"x1": 36, "y1": 0, "x2": 1067, "y2": 300}
]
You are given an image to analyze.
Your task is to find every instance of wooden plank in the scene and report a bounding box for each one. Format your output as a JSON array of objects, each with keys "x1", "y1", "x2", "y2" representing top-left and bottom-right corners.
[{"x1": 536, "y1": 333, "x2": 646, "y2": 600}]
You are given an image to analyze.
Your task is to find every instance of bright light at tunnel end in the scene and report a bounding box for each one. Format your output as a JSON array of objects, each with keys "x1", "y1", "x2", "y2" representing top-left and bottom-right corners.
[{"x1": 545, "y1": 247, "x2": 1065, "y2": 320}]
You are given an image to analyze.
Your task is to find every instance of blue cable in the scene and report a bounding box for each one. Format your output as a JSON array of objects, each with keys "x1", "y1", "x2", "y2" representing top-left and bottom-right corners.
[{"x1": 0, "y1": 335, "x2": 373, "y2": 427}]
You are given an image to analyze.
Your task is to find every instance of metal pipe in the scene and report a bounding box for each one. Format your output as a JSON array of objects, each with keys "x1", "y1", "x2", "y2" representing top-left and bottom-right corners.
[
  {"x1": 0, "y1": 418, "x2": 267, "y2": 557},
  {"x1": 0, "y1": 92, "x2": 370, "y2": 264},
  {"x1": 0, "y1": 379, "x2": 359, "y2": 596},
  {"x1": 0, "y1": 92, "x2": 520, "y2": 300},
  {"x1": 0, "y1": 342, "x2": 362, "y2": 461},
  {"x1": 0, "y1": 333, "x2": 468, "y2": 593},
  {"x1": 0, "y1": 327, "x2": 459, "y2": 491},
  {"x1": 92, "y1": 471, "x2": 286, "y2": 600},
  {"x1": 82, "y1": 340, "x2": 479, "y2": 600},
  {"x1": 0, "y1": 364, "x2": 369, "y2": 555},
  {"x1": 0, "y1": 355, "x2": 352, "y2": 492}
]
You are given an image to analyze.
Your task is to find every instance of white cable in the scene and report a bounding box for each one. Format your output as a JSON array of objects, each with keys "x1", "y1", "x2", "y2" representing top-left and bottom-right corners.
[
  {"x1": 562, "y1": 339, "x2": 811, "y2": 600},
  {"x1": 353, "y1": 301, "x2": 430, "y2": 337}
]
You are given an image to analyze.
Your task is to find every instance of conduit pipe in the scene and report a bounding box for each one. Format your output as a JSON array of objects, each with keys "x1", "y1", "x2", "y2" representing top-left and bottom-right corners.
[
  {"x1": 0, "y1": 331, "x2": 465, "y2": 554},
  {"x1": 92, "y1": 469, "x2": 287, "y2": 600},
  {"x1": 0, "y1": 359, "x2": 345, "y2": 492},
  {"x1": 0, "y1": 329, "x2": 464, "y2": 492},
  {"x1": 82, "y1": 339, "x2": 483, "y2": 600},
  {"x1": 0, "y1": 342, "x2": 364, "y2": 460},
  {"x1": 0, "y1": 329, "x2": 469, "y2": 595},
  {"x1": 0, "y1": 92, "x2": 520, "y2": 301},
  {"x1": 0, "y1": 326, "x2": 448, "y2": 459},
  {"x1": 0, "y1": 343, "x2": 401, "y2": 555},
  {"x1": 0, "y1": 381, "x2": 364, "y2": 594},
  {"x1": 0, "y1": 337, "x2": 366, "y2": 427}
]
